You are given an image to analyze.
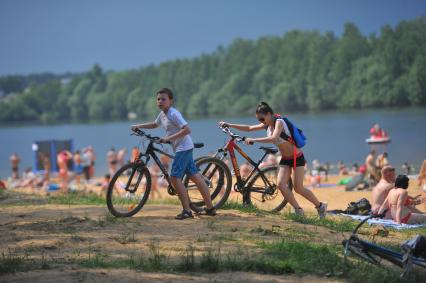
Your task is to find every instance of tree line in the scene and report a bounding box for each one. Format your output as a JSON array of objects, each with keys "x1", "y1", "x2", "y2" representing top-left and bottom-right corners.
[{"x1": 1, "y1": 16, "x2": 425, "y2": 124}]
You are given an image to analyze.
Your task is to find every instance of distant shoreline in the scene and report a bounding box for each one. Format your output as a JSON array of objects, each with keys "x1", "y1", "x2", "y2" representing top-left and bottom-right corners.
[{"x1": 1, "y1": 106, "x2": 425, "y2": 129}]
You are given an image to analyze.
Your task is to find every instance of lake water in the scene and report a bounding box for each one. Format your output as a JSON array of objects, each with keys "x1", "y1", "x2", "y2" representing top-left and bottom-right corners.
[{"x1": 1, "y1": 108, "x2": 425, "y2": 178}]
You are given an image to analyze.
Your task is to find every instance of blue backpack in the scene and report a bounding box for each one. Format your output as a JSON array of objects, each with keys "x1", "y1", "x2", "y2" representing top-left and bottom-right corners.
[{"x1": 274, "y1": 114, "x2": 307, "y2": 148}]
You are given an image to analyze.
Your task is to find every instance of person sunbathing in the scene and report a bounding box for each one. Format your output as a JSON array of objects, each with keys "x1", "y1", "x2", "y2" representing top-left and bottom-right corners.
[
  {"x1": 378, "y1": 175, "x2": 426, "y2": 224},
  {"x1": 371, "y1": 166, "x2": 396, "y2": 214}
]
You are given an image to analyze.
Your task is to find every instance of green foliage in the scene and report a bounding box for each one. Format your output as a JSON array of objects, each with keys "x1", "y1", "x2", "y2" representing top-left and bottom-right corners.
[{"x1": 1, "y1": 17, "x2": 426, "y2": 124}]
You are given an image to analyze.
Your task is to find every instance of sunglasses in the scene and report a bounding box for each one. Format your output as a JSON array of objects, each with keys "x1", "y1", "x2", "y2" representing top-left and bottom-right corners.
[
  {"x1": 258, "y1": 117, "x2": 265, "y2": 123},
  {"x1": 157, "y1": 97, "x2": 167, "y2": 101}
]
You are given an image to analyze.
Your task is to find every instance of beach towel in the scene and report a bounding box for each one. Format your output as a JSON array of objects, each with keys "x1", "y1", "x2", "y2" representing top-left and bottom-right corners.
[{"x1": 340, "y1": 214, "x2": 426, "y2": 230}]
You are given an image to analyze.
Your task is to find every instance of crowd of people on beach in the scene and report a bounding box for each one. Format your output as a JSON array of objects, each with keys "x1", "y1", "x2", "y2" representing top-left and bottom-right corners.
[
  {"x1": 6, "y1": 147, "x2": 102, "y2": 193},
  {"x1": 5, "y1": 145, "x2": 172, "y2": 197}
]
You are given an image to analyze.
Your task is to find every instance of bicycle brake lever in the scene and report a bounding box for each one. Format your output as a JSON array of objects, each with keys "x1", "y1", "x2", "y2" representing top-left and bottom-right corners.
[{"x1": 240, "y1": 137, "x2": 253, "y2": 145}]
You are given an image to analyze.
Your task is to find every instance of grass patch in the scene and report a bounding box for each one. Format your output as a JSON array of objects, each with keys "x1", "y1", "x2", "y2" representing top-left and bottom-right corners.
[
  {"x1": 0, "y1": 189, "x2": 7, "y2": 200},
  {"x1": 148, "y1": 197, "x2": 181, "y2": 206},
  {"x1": 395, "y1": 227, "x2": 426, "y2": 239},
  {"x1": 283, "y1": 213, "x2": 358, "y2": 233},
  {"x1": 47, "y1": 192, "x2": 105, "y2": 205},
  {"x1": 0, "y1": 250, "x2": 28, "y2": 274},
  {"x1": 73, "y1": 239, "x2": 426, "y2": 282},
  {"x1": 261, "y1": 239, "x2": 426, "y2": 283},
  {"x1": 96, "y1": 211, "x2": 129, "y2": 227},
  {"x1": 221, "y1": 201, "x2": 264, "y2": 214},
  {"x1": 3, "y1": 239, "x2": 426, "y2": 282}
]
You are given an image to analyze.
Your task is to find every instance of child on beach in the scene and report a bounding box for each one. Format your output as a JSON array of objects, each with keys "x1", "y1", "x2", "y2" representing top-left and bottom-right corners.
[{"x1": 131, "y1": 87, "x2": 216, "y2": 219}]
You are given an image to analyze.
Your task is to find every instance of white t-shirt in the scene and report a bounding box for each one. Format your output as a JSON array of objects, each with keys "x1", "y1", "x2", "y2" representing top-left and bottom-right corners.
[{"x1": 155, "y1": 107, "x2": 194, "y2": 152}]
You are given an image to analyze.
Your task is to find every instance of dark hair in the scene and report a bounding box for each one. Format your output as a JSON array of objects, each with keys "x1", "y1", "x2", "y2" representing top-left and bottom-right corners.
[
  {"x1": 256, "y1": 102, "x2": 273, "y2": 115},
  {"x1": 395, "y1": 174, "x2": 409, "y2": 189},
  {"x1": 156, "y1": 87, "x2": 174, "y2": 99}
]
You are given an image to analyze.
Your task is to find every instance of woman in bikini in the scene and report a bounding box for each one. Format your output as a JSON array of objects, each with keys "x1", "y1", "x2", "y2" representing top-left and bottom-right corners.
[
  {"x1": 378, "y1": 175, "x2": 426, "y2": 224},
  {"x1": 219, "y1": 102, "x2": 327, "y2": 218}
]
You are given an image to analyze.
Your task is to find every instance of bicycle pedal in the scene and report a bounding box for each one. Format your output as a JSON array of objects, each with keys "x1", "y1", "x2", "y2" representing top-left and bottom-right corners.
[{"x1": 167, "y1": 185, "x2": 176, "y2": 195}]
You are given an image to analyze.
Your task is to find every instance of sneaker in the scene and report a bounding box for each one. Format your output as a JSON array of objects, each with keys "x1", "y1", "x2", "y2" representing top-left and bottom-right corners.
[
  {"x1": 294, "y1": 207, "x2": 304, "y2": 216},
  {"x1": 205, "y1": 207, "x2": 217, "y2": 216},
  {"x1": 316, "y1": 202, "x2": 328, "y2": 219},
  {"x1": 175, "y1": 209, "x2": 194, "y2": 220}
]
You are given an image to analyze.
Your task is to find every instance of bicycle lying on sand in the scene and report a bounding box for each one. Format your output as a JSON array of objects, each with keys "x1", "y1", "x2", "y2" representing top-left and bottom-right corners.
[
  {"x1": 183, "y1": 126, "x2": 292, "y2": 212},
  {"x1": 343, "y1": 210, "x2": 426, "y2": 277},
  {"x1": 106, "y1": 128, "x2": 206, "y2": 217}
]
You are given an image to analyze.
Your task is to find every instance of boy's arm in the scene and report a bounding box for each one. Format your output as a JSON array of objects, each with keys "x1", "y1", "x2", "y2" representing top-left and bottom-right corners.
[
  {"x1": 162, "y1": 126, "x2": 191, "y2": 143},
  {"x1": 131, "y1": 122, "x2": 158, "y2": 130}
]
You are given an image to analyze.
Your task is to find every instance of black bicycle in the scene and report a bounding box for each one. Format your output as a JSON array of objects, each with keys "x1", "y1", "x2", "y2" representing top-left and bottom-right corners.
[
  {"x1": 183, "y1": 126, "x2": 292, "y2": 212},
  {"x1": 106, "y1": 128, "x2": 205, "y2": 217},
  {"x1": 343, "y1": 211, "x2": 426, "y2": 277}
]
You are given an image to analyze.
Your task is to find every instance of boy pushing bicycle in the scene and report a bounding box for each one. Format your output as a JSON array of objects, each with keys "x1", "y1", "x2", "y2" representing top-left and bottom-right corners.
[{"x1": 131, "y1": 88, "x2": 216, "y2": 219}]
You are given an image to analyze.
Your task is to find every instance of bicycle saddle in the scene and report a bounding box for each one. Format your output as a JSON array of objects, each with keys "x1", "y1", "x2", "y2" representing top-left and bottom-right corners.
[
  {"x1": 194, "y1": 143, "x2": 204, "y2": 148},
  {"x1": 259, "y1": 146, "x2": 278, "y2": 154}
]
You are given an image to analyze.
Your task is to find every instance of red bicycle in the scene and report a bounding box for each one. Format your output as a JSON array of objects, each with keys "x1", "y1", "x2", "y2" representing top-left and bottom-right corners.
[{"x1": 183, "y1": 126, "x2": 292, "y2": 212}]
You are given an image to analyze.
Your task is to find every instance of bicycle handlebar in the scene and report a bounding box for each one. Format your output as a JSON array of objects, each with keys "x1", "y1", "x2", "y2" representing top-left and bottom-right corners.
[
  {"x1": 131, "y1": 128, "x2": 171, "y2": 144},
  {"x1": 219, "y1": 126, "x2": 253, "y2": 144}
]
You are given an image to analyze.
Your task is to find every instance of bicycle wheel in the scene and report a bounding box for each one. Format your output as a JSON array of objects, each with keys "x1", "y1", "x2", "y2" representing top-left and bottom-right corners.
[
  {"x1": 106, "y1": 163, "x2": 151, "y2": 217},
  {"x1": 246, "y1": 165, "x2": 291, "y2": 212},
  {"x1": 183, "y1": 157, "x2": 232, "y2": 210}
]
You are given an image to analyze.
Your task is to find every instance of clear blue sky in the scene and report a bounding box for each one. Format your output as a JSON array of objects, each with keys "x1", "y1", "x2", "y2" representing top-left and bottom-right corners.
[{"x1": 1, "y1": 0, "x2": 425, "y2": 75}]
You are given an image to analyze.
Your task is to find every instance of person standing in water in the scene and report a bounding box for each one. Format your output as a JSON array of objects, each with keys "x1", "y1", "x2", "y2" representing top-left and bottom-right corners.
[
  {"x1": 219, "y1": 102, "x2": 327, "y2": 218},
  {"x1": 131, "y1": 87, "x2": 216, "y2": 219}
]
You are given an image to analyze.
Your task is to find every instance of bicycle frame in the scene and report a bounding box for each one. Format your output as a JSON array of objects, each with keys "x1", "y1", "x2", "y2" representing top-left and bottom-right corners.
[
  {"x1": 216, "y1": 136, "x2": 275, "y2": 205},
  {"x1": 134, "y1": 140, "x2": 175, "y2": 192}
]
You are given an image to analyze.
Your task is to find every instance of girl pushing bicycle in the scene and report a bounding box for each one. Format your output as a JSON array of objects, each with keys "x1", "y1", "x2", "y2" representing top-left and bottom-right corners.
[
  {"x1": 131, "y1": 88, "x2": 216, "y2": 219},
  {"x1": 219, "y1": 102, "x2": 327, "y2": 218}
]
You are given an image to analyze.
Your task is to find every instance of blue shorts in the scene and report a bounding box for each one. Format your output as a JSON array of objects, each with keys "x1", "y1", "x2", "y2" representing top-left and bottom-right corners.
[
  {"x1": 171, "y1": 149, "x2": 198, "y2": 178},
  {"x1": 75, "y1": 165, "x2": 83, "y2": 175}
]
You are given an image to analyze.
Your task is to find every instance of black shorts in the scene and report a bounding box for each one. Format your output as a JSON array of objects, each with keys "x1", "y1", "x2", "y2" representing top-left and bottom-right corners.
[{"x1": 279, "y1": 154, "x2": 306, "y2": 168}]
